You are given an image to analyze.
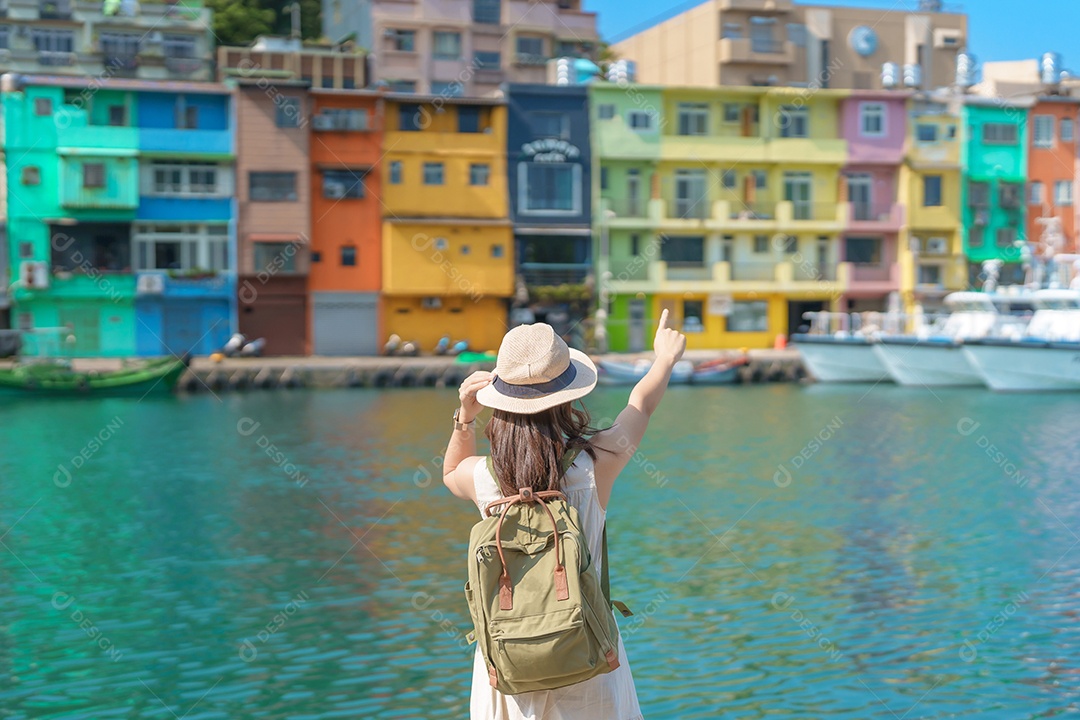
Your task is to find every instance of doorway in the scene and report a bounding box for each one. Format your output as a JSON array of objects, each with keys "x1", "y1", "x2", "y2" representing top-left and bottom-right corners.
[{"x1": 787, "y1": 300, "x2": 825, "y2": 336}]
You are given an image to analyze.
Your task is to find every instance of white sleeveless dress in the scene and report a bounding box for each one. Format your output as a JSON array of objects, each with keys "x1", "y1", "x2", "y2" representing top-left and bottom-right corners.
[{"x1": 470, "y1": 452, "x2": 644, "y2": 720}]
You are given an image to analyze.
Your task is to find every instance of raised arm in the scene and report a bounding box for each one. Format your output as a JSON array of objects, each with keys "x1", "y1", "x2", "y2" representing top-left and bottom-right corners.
[
  {"x1": 592, "y1": 309, "x2": 686, "y2": 507},
  {"x1": 441, "y1": 370, "x2": 493, "y2": 503}
]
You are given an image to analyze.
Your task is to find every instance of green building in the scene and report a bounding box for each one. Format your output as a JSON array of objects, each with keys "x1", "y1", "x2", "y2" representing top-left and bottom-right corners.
[{"x1": 961, "y1": 99, "x2": 1030, "y2": 286}]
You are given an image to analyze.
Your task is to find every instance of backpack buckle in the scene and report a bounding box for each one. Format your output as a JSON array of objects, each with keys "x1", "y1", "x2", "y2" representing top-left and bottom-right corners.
[{"x1": 518, "y1": 487, "x2": 534, "y2": 502}]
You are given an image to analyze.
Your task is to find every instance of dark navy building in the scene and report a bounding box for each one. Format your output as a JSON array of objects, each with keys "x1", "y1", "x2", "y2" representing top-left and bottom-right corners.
[{"x1": 504, "y1": 83, "x2": 592, "y2": 337}]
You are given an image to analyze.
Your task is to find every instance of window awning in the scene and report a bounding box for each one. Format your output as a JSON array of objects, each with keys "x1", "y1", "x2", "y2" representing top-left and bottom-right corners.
[{"x1": 248, "y1": 233, "x2": 306, "y2": 243}]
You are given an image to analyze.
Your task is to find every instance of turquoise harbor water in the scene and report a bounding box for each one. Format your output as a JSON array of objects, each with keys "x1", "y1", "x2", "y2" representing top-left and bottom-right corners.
[{"x1": 1, "y1": 384, "x2": 1079, "y2": 718}]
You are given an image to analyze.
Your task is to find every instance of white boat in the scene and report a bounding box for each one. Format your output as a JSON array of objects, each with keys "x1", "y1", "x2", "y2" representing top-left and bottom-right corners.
[
  {"x1": 873, "y1": 292, "x2": 1032, "y2": 387},
  {"x1": 792, "y1": 312, "x2": 893, "y2": 383},
  {"x1": 964, "y1": 290, "x2": 1080, "y2": 391},
  {"x1": 597, "y1": 359, "x2": 694, "y2": 386}
]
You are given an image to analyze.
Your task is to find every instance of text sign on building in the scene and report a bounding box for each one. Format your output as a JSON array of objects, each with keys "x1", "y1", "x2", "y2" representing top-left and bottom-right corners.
[
  {"x1": 521, "y1": 139, "x2": 581, "y2": 163},
  {"x1": 707, "y1": 293, "x2": 733, "y2": 316}
]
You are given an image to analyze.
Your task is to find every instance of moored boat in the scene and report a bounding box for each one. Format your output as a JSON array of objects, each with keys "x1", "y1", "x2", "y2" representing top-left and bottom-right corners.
[
  {"x1": 690, "y1": 356, "x2": 747, "y2": 385},
  {"x1": 0, "y1": 355, "x2": 190, "y2": 396},
  {"x1": 792, "y1": 312, "x2": 893, "y2": 383},
  {"x1": 597, "y1": 359, "x2": 694, "y2": 386}
]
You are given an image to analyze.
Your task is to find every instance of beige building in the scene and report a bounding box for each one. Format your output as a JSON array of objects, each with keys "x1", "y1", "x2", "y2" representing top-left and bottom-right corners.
[
  {"x1": 613, "y1": 0, "x2": 967, "y2": 91},
  {"x1": 367, "y1": 0, "x2": 598, "y2": 96},
  {"x1": 217, "y1": 36, "x2": 368, "y2": 90}
]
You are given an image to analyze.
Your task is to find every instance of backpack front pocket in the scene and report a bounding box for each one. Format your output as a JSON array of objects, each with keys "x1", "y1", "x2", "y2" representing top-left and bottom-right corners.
[{"x1": 489, "y1": 606, "x2": 598, "y2": 684}]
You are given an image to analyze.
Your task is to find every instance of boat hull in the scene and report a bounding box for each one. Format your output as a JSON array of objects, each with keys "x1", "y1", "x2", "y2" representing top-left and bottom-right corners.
[
  {"x1": 963, "y1": 341, "x2": 1080, "y2": 392},
  {"x1": 0, "y1": 357, "x2": 188, "y2": 397},
  {"x1": 690, "y1": 366, "x2": 740, "y2": 385},
  {"x1": 873, "y1": 339, "x2": 984, "y2": 387},
  {"x1": 792, "y1": 335, "x2": 890, "y2": 383},
  {"x1": 598, "y1": 359, "x2": 693, "y2": 386}
]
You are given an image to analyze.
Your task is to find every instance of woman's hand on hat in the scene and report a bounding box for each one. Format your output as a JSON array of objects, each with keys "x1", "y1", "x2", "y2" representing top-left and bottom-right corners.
[
  {"x1": 458, "y1": 371, "x2": 493, "y2": 423},
  {"x1": 654, "y1": 309, "x2": 687, "y2": 365}
]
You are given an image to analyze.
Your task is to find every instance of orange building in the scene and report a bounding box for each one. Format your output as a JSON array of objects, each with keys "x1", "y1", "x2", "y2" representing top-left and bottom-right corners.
[
  {"x1": 1027, "y1": 98, "x2": 1080, "y2": 252},
  {"x1": 308, "y1": 90, "x2": 385, "y2": 355}
]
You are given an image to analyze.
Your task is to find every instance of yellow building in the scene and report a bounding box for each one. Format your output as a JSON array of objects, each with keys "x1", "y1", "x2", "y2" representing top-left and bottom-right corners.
[
  {"x1": 898, "y1": 100, "x2": 967, "y2": 313},
  {"x1": 596, "y1": 84, "x2": 851, "y2": 351},
  {"x1": 380, "y1": 95, "x2": 513, "y2": 352}
]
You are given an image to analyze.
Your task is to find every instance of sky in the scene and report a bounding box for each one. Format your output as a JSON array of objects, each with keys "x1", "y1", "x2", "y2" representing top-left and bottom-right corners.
[{"x1": 589, "y1": 0, "x2": 1080, "y2": 68}]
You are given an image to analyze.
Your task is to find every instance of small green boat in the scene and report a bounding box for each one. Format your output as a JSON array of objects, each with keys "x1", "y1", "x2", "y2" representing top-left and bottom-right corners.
[{"x1": 0, "y1": 355, "x2": 190, "y2": 397}]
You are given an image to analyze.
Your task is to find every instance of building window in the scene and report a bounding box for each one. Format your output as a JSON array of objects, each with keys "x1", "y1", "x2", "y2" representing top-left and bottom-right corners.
[
  {"x1": 433, "y1": 31, "x2": 462, "y2": 60},
  {"x1": 341, "y1": 246, "x2": 357, "y2": 266},
  {"x1": 253, "y1": 242, "x2": 298, "y2": 273},
  {"x1": 1055, "y1": 180, "x2": 1073, "y2": 206},
  {"x1": 473, "y1": 0, "x2": 500, "y2": 24},
  {"x1": 469, "y1": 163, "x2": 490, "y2": 186},
  {"x1": 532, "y1": 111, "x2": 569, "y2": 139},
  {"x1": 1033, "y1": 115, "x2": 1054, "y2": 148},
  {"x1": 845, "y1": 236, "x2": 882, "y2": 264},
  {"x1": 0, "y1": 26, "x2": 9, "y2": 50},
  {"x1": 597, "y1": 103, "x2": 616, "y2": 121},
  {"x1": 721, "y1": 170, "x2": 737, "y2": 189},
  {"x1": 627, "y1": 110, "x2": 655, "y2": 132},
  {"x1": 399, "y1": 104, "x2": 424, "y2": 132},
  {"x1": 677, "y1": 103, "x2": 709, "y2": 136},
  {"x1": 996, "y1": 227, "x2": 1017, "y2": 247},
  {"x1": 388, "y1": 80, "x2": 417, "y2": 93},
  {"x1": 968, "y1": 181, "x2": 989, "y2": 207},
  {"x1": 491, "y1": 244, "x2": 505, "y2": 258},
  {"x1": 150, "y1": 162, "x2": 220, "y2": 196},
  {"x1": 32, "y1": 28, "x2": 74, "y2": 55},
  {"x1": 1062, "y1": 118, "x2": 1075, "y2": 143},
  {"x1": 781, "y1": 235, "x2": 798, "y2": 254},
  {"x1": 21, "y1": 166, "x2": 41, "y2": 185},
  {"x1": 316, "y1": 107, "x2": 369, "y2": 131},
  {"x1": 174, "y1": 96, "x2": 199, "y2": 129},
  {"x1": 516, "y1": 36, "x2": 545, "y2": 58},
  {"x1": 323, "y1": 169, "x2": 366, "y2": 199},
  {"x1": 423, "y1": 162, "x2": 444, "y2": 185},
  {"x1": 859, "y1": 102, "x2": 885, "y2": 137},
  {"x1": 389, "y1": 161, "x2": 403, "y2": 184},
  {"x1": 751, "y1": 169, "x2": 767, "y2": 190},
  {"x1": 1030, "y1": 181, "x2": 1044, "y2": 206},
  {"x1": 683, "y1": 300, "x2": 704, "y2": 333},
  {"x1": 388, "y1": 29, "x2": 415, "y2": 52},
  {"x1": 275, "y1": 97, "x2": 301, "y2": 128},
  {"x1": 983, "y1": 123, "x2": 1018, "y2": 145},
  {"x1": 722, "y1": 103, "x2": 741, "y2": 123},
  {"x1": 779, "y1": 105, "x2": 808, "y2": 138},
  {"x1": 162, "y1": 33, "x2": 197, "y2": 58},
  {"x1": 34, "y1": 97, "x2": 52, "y2": 116},
  {"x1": 916, "y1": 124, "x2": 938, "y2": 143},
  {"x1": 458, "y1": 106, "x2": 482, "y2": 133},
  {"x1": 106, "y1": 104, "x2": 127, "y2": 126},
  {"x1": 917, "y1": 264, "x2": 942, "y2": 286},
  {"x1": 521, "y1": 163, "x2": 580, "y2": 213},
  {"x1": 720, "y1": 22, "x2": 742, "y2": 39},
  {"x1": 430, "y1": 81, "x2": 463, "y2": 97},
  {"x1": 474, "y1": 51, "x2": 500, "y2": 68},
  {"x1": 728, "y1": 301, "x2": 768, "y2": 332},
  {"x1": 83, "y1": 163, "x2": 105, "y2": 189},
  {"x1": 753, "y1": 235, "x2": 769, "y2": 253},
  {"x1": 599, "y1": 167, "x2": 608, "y2": 190},
  {"x1": 660, "y1": 236, "x2": 704, "y2": 267},
  {"x1": 133, "y1": 223, "x2": 230, "y2": 272},
  {"x1": 249, "y1": 172, "x2": 297, "y2": 202},
  {"x1": 630, "y1": 234, "x2": 640, "y2": 256},
  {"x1": 923, "y1": 175, "x2": 943, "y2": 207},
  {"x1": 968, "y1": 227, "x2": 984, "y2": 248},
  {"x1": 999, "y1": 182, "x2": 1023, "y2": 208}
]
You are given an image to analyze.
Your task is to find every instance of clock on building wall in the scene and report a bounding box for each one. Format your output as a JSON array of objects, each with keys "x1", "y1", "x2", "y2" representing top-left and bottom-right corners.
[{"x1": 849, "y1": 26, "x2": 879, "y2": 57}]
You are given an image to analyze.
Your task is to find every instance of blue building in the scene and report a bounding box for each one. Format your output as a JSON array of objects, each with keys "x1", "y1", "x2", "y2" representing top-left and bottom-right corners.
[
  {"x1": 504, "y1": 83, "x2": 593, "y2": 335},
  {"x1": 132, "y1": 83, "x2": 237, "y2": 357}
]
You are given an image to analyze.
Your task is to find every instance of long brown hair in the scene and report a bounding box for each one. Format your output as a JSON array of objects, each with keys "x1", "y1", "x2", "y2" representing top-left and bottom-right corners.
[{"x1": 485, "y1": 402, "x2": 602, "y2": 497}]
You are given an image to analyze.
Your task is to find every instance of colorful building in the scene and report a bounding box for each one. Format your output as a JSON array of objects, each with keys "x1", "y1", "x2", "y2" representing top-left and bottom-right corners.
[
  {"x1": 1026, "y1": 97, "x2": 1079, "y2": 254},
  {"x1": 217, "y1": 36, "x2": 368, "y2": 90},
  {"x1": 380, "y1": 94, "x2": 513, "y2": 352},
  {"x1": 839, "y1": 90, "x2": 909, "y2": 312},
  {"x1": 308, "y1": 89, "x2": 384, "y2": 355},
  {"x1": 3, "y1": 75, "x2": 235, "y2": 357},
  {"x1": 593, "y1": 83, "x2": 851, "y2": 351},
  {"x1": 233, "y1": 78, "x2": 311, "y2": 356},
  {"x1": 960, "y1": 98, "x2": 1030, "y2": 286},
  {"x1": 505, "y1": 83, "x2": 592, "y2": 338},
  {"x1": 898, "y1": 96, "x2": 967, "y2": 311}
]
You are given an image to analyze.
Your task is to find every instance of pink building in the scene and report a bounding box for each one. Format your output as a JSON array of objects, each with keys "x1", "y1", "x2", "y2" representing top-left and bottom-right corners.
[{"x1": 840, "y1": 91, "x2": 911, "y2": 311}]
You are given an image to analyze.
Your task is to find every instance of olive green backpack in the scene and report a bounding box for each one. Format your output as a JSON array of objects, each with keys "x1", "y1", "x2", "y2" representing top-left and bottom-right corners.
[{"x1": 464, "y1": 449, "x2": 630, "y2": 695}]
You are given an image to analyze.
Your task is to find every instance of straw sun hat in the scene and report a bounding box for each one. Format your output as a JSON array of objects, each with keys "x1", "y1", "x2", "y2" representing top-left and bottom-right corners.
[{"x1": 475, "y1": 323, "x2": 598, "y2": 414}]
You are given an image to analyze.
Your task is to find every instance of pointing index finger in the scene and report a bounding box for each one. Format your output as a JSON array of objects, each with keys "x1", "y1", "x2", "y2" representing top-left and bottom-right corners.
[{"x1": 658, "y1": 308, "x2": 669, "y2": 331}]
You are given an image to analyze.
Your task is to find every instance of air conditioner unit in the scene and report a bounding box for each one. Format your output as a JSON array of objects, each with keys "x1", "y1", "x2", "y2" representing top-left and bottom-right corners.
[
  {"x1": 421, "y1": 297, "x2": 442, "y2": 309},
  {"x1": 324, "y1": 182, "x2": 346, "y2": 199},
  {"x1": 20, "y1": 261, "x2": 49, "y2": 289},
  {"x1": 925, "y1": 237, "x2": 948, "y2": 254},
  {"x1": 312, "y1": 114, "x2": 334, "y2": 131},
  {"x1": 136, "y1": 272, "x2": 165, "y2": 294}
]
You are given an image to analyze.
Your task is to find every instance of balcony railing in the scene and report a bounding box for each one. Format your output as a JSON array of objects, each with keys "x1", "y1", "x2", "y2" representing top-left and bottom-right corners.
[
  {"x1": 730, "y1": 261, "x2": 777, "y2": 281},
  {"x1": 669, "y1": 198, "x2": 710, "y2": 220},
  {"x1": 514, "y1": 53, "x2": 550, "y2": 66},
  {"x1": 164, "y1": 56, "x2": 208, "y2": 76},
  {"x1": 729, "y1": 201, "x2": 775, "y2": 220},
  {"x1": 851, "y1": 263, "x2": 891, "y2": 282},
  {"x1": 520, "y1": 263, "x2": 590, "y2": 286},
  {"x1": 39, "y1": 0, "x2": 72, "y2": 19},
  {"x1": 789, "y1": 202, "x2": 838, "y2": 221},
  {"x1": 38, "y1": 51, "x2": 77, "y2": 67},
  {"x1": 851, "y1": 201, "x2": 896, "y2": 223},
  {"x1": 103, "y1": 53, "x2": 140, "y2": 76},
  {"x1": 792, "y1": 263, "x2": 836, "y2": 281},
  {"x1": 750, "y1": 38, "x2": 784, "y2": 53},
  {"x1": 603, "y1": 196, "x2": 646, "y2": 218}
]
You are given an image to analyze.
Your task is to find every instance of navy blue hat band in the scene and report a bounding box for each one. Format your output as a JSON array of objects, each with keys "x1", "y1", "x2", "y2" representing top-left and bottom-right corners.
[{"x1": 491, "y1": 363, "x2": 578, "y2": 398}]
